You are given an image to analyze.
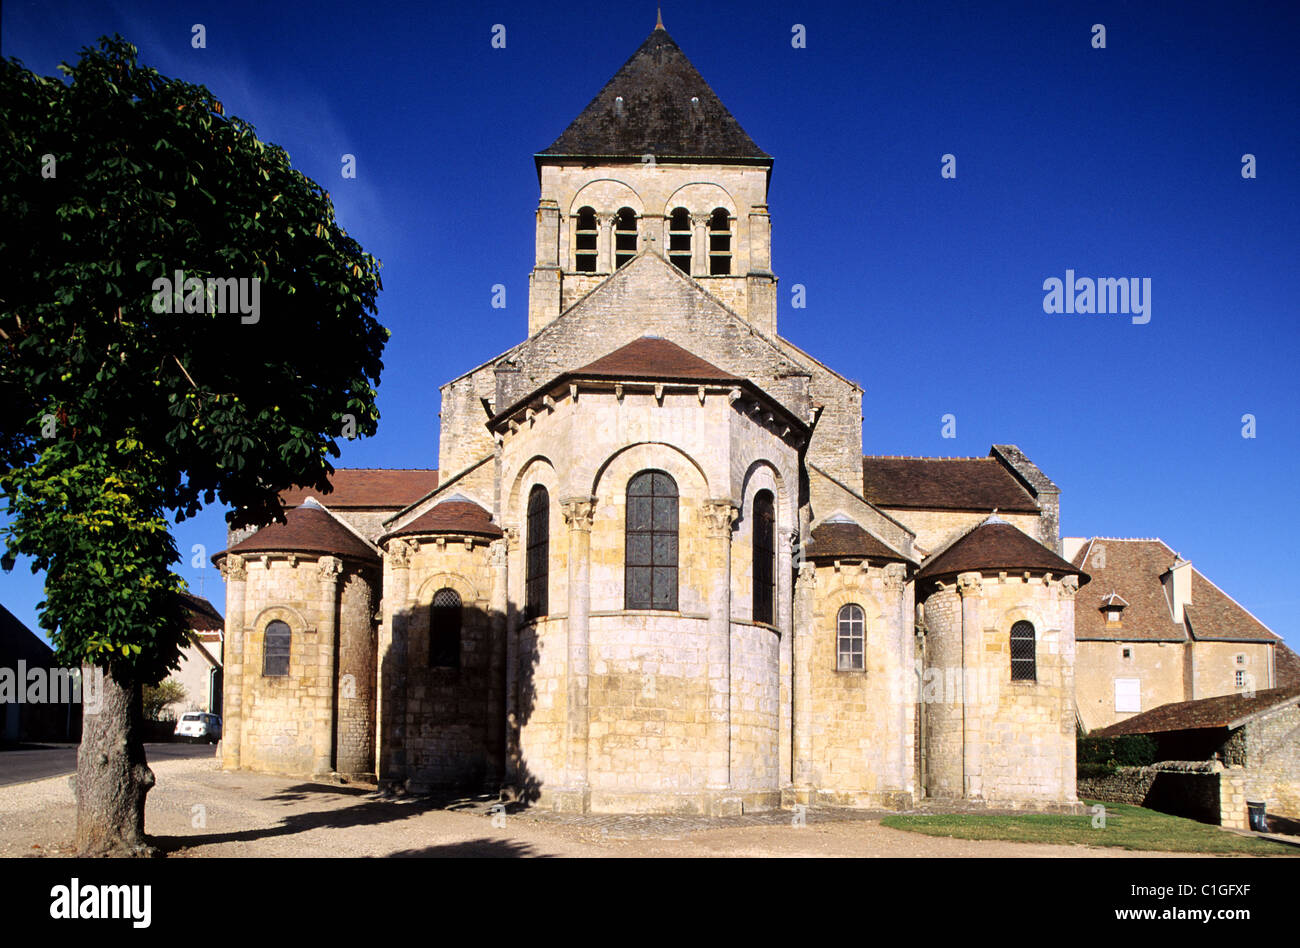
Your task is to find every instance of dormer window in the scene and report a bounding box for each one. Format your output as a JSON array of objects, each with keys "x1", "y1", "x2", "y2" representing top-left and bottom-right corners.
[
  {"x1": 1100, "y1": 591, "x2": 1127, "y2": 626},
  {"x1": 575, "y1": 206, "x2": 597, "y2": 273},
  {"x1": 708, "y1": 208, "x2": 731, "y2": 275},
  {"x1": 668, "y1": 207, "x2": 691, "y2": 273},
  {"x1": 615, "y1": 207, "x2": 638, "y2": 269}
]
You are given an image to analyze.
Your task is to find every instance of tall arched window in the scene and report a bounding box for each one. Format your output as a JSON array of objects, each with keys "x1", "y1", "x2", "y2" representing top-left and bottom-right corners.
[
  {"x1": 430, "y1": 588, "x2": 462, "y2": 669},
  {"x1": 525, "y1": 484, "x2": 549, "y2": 621},
  {"x1": 668, "y1": 207, "x2": 691, "y2": 273},
  {"x1": 708, "y1": 208, "x2": 731, "y2": 275},
  {"x1": 836, "y1": 604, "x2": 865, "y2": 671},
  {"x1": 1010, "y1": 620, "x2": 1036, "y2": 681},
  {"x1": 626, "y1": 470, "x2": 678, "y2": 610},
  {"x1": 263, "y1": 620, "x2": 290, "y2": 677},
  {"x1": 614, "y1": 207, "x2": 638, "y2": 269},
  {"x1": 752, "y1": 490, "x2": 775, "y2": 624},
  {"x1": 574, "y1": 206, "x2": 597, "y2": 273}
]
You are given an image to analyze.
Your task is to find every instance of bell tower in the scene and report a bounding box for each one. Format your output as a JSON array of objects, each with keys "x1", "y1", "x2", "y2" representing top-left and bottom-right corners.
[{"x1": 528, "y1": 20, "x2": 777, "y2": 336}]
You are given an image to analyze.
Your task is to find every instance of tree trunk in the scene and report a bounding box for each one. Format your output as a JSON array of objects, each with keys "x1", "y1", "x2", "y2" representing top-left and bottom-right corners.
[{"x1": 75, "y1": 663, "x2": 157, "y2": 856}]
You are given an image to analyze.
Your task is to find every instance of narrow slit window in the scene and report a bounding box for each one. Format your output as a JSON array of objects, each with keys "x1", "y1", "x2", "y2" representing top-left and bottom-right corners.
[
  {"x1": 525, "y1": 484, "x2": 549, "y2": 621},
  {"x1": 752, "y1": 490, "x2": 775, "y2": 624},
  {"x1": 263, "y1": 620, "x2": 290, "y2": 677}
]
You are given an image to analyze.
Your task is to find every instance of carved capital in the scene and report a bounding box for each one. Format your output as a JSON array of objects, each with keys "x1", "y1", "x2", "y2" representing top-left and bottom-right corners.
[
  {"x1": 560, "y1": 497, "x2": 597, "y2": 532},
  {"x1": 1059, "y1": 574, "x2": 1080, "y2": 600},
  {"x1": 489, "y1": 538, "x2": 508, "y2": 570},
  {"x1": 317, "y1": 555, "x2": 343, "y2": 583},
  {"x1": 691, "y1": 214, "x2": 711, "y2": 229},
  {"x1": 220, "y1": 553, "x2": 247, "y2": 583},
  {"x1": 957, "y1": 571, "x2": 983, "y2": 597},
  {"x1": 701, "y1": 499, "x2": 740, "y2": 537},
  {"x1": 503, "y1": 524, "x2": 520, "y2": 550},
  {"x1": 796, "y1": 561, "x2": 817, "y2": 588},
  {"x1": 882, "y1": 562, "x2": 907, "y2": 592},
  {"x1": 384, "y1": 538, "x2": 417, "y2": 569}
]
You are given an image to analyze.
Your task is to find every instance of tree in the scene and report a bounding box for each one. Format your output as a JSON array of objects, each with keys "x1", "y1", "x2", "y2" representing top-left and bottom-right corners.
[
  {"x1": 143, "y1": 680, "x2": 188, "y2": 722},
  {"x1": 0, "y1": 37, "x2": 386, "y2": 855}
]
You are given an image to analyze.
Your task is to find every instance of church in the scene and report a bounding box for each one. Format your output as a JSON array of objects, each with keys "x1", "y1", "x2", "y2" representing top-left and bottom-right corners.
[{"x1": 213, "y1": 20, "x2": 1094, "y2": 815}]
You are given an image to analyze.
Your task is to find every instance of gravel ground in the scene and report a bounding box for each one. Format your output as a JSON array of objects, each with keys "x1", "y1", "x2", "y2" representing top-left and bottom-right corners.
[{"x1": 0, "y1": 756, "x2": 1220, "y2": 858}]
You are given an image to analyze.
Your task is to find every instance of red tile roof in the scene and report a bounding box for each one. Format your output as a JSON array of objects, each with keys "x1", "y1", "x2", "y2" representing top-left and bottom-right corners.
[
  {"x1": 916, "y1": 518, "x2": 1086, "y2": 583},
  {"x1": 575, "y1": 336, "x2": 739, "y2": 382},
  {"x1": 861, "y1": 457, "x2": 1039, "y2": 513},
  {"x1": 382, "y1": 499, "x2": 503, "y2": 541},
  {"x1": 1093, "y1": 684, "x2": 1300, "y2": 736},
  {"x1": 227, "y1": 504, "x2": 380, "y2": 562},
  {"x1": 804, "y1": 520, "x2": 912, "y2": 564},
  {"x1": 1276, "y1": 643, "x2": 1300, "y2": 689},
  {"x1": 279, "y1": 469, "x2": 439, "y2": 509},
  {"x1": 179, "y1": 592, "x2": 223, "y2": 632},
  {"x1": 1070, "y1": 539, "x2": 1279, "y2": 643}
]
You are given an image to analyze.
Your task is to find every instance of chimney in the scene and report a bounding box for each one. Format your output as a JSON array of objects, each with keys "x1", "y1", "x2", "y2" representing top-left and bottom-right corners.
[{"x1": 1164, "y1": 556, "x2": 1192, "y2": 623}]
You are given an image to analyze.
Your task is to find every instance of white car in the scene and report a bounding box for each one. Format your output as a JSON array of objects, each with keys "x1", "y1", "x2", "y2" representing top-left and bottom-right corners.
[{"x1": 174, "y1": 712, "x2": 222, "y2": 743}]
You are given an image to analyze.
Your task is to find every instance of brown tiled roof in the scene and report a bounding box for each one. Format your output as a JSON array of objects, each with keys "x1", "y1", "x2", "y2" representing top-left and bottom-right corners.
[
  {"x1": 916, "y1": 518, "x2": 1086, "y2": 583},
  {"x1": 0, "y1": 603, "x2": 56, "y2": 667},
  {"x1": 1276, "y1": 643, "x2": 1300, "y2": 689},
  {"x1": 804, "y1": 520, "x2": 912, "y2": 564},
  {"x1": 1094, "y1": 684, "x2": 1300, "y2": 736},
  {"x1": 179, "y1": 592, "x2": 223, "y2": 632},
  {"x1": 226, "y1": 504, "x2": 379, "y2": 562},
  {"x1": 382, "y1": 499, "x2": 503, "y2": 541},
  {"x1": 279, "y1": 469, "x2": 438, "y2": 509},
  {"x1": 1070, "y1": 539, "x2": 1280, "y2": 643},
  {"x1": 861, "y1": 457, "x2": 1039, "y2": 513},
  {"x1": 538, "y1": 26, "x2": 769, "y2": 162},
  {"x1": 575, "y1": 336, "x2": 739, "y2": 382}
]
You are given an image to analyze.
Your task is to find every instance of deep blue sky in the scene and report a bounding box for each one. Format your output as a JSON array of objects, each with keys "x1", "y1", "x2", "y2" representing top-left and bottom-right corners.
[{"x1": 2, "y1": 1, "x2": 1297, "y2": 653}]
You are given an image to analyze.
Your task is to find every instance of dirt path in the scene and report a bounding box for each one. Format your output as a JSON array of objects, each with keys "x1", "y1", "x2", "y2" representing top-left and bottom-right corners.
[{"x1": 0, "y1": 756, "x2": 1212, "y2": 858}]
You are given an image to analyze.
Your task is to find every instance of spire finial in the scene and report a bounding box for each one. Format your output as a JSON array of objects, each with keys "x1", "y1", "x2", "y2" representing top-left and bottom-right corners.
[{"x1": 656, "y1": 5, "x2": 664, "y2": 29}]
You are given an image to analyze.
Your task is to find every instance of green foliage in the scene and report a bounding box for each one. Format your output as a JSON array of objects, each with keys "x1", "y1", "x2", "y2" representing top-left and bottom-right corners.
[
  {"x1": 142, "y1": 679, "x2": 187, "y2": 721},
  {"x1": 0, "y1": 36, "x2": 387, "y2": 679},
  {"x1": 1077, "y1": 734, "x2": 1158, "y2": 774}
]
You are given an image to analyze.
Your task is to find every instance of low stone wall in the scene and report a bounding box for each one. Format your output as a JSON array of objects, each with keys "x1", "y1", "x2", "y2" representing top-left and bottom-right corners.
[{"x1": 1078, "y1": 761, "x2": 1222, "y2": 824}]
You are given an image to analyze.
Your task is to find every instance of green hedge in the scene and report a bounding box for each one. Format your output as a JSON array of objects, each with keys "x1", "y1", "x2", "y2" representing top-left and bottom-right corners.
[{"x1": 1077, "y1": 734, "x2": 1158, "y2": 774}]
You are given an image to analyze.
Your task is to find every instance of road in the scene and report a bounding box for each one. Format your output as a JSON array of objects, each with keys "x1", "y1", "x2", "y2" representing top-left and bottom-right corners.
[{"x1": 0, "y1": 742, "x2": 216, "y2": 787}]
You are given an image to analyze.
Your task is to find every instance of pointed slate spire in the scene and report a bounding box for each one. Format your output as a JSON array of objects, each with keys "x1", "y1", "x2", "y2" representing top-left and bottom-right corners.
[{"x1": 538, "y1": 27, "x2": 770, "y2": 162}]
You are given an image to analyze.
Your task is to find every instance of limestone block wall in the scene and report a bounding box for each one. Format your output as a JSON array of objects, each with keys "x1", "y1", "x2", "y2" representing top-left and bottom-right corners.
[
  {"x1": 514, "y1": 616, "x2": 568, "y2": 798},
  {"x1": 921, "y1": 572, "x2": 1078, "y2": 806},
  {"x1": 335, "y1": 572, "x2": 378, "y2": 776},
  {"x1": 228, "y1": 555, "x2": 371, "y2": 777},
  {"x1": 804, "y1": 564, "x2": 914, "y2": 806},
  {"x1": 1224, "y1": 705, "x2": 1300, "y2": 824},
  {"x1": 728, "y1": 620, "x2": 782, "y2": 796},
  {"x1": 1075, "y1": 640, "x2": 1188, "y2": 732},
  {"x1": 1192, "y1": 640, "x2": 1274, "y2": 700},
  {"x1": 398, "y1": 538, "x2": 500, "y2": 790}
]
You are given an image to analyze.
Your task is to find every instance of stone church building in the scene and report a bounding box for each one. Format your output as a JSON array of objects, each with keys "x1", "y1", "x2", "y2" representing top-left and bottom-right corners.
[{"x1": 214, "y1": 22, "x2": 1093, "y2": 815}]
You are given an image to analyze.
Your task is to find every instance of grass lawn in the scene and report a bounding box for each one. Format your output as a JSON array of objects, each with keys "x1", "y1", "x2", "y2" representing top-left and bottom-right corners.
[{"x1": 879, "y1": 800, "x2": 1298, "y2": 855}]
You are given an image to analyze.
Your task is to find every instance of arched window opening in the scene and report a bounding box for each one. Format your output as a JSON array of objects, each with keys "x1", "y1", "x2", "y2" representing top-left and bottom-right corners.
[
  {"x1": 614, "y1": 207, "x2": 638, "y2": 269},
  {"x1": 752, "y1": 490, "x2": 775, "y2": 624},
  {"x1": 1010, "y1": 620, "x2": 1036, "y2": 681},
  {"x1": 263, "y1": 620, "x2": 290, "y2": 677},
  {"x1": 626, "y1": 470, "x2": 678, "y2": 611},
  {"x1": 708, "y1": 208, "x2": 731, "y2": 275},
  {"x1": 574, "y1": 206, "x2": 597, "y2": 273},
  {"x1": 525, "y1": 484, "x2": 549, "y2": 621},
  {"x1": 668, "y1": 208, "x2": 692, "y2": 273},
  {"x1": 430, "y1": 588, "x2": 462, "y2": 669},
  {"x1": 836, "y1": 605, "x2": 865, "y2": 671}
]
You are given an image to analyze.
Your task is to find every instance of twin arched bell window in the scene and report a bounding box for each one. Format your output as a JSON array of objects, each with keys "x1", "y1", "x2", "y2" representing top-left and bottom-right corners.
[
  {"x1": 666, "y1": 207, "x2": 732, "y2": 275},
  {"x1": 574, "y1": 206, "x2": 639, "y2": 273}
]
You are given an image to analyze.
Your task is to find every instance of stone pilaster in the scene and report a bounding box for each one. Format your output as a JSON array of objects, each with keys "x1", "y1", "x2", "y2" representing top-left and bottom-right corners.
[
  {"x1": 218, "y1": 553, "x2": 247, "y2": 771},
  {"x1": 883, "y1": 562, "x2": 910, "y2": 798},
  {"x1": 702, "y1": 499, "x2": 739, "y2": 803},
  {"x1": 313, "y1": 556, "x2": 343, "y2": 776},
  {"x1": 502, "y1": 525, "x2": 522, "y2": 787},
  {"x1": 691, "y1": 214, "x2": 710, "y2": 277},
  {"x1": 791, "y1": 559, "x2": 816, "y2": 796},
  {"x1": 777, "y1": 527, "x2": 796, "y2": 791},
  {"x1": 957, "y1": 571, "x2": 983, "y2": 800},
  {"x1": 558, "y1": 497, "x2": 596, "y2": 811},
  {"x1": 377, "y1": 539, "x2": 414, "y2": 786},
  {"x1": 1059, "y1": 574, "x2": 1080, "y2": 802},
  {"x1": 486, "y1": 537, "x2": 509, "y2": 787},
  {"x1": 597, "y1": 214, "x2": 616, "y2": 275}
]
